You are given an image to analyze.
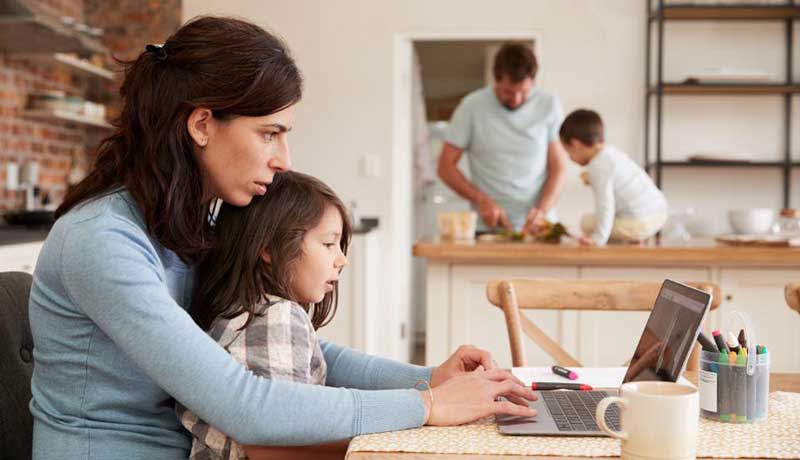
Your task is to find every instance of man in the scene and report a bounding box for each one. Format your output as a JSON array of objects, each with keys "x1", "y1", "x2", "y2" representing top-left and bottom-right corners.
[{"x1": 437, "y1": 42, "x2": 567, "y2": 234}]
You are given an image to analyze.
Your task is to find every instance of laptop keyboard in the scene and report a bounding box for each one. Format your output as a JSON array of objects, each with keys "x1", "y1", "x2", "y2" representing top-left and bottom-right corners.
[{"x1": 542, "y1": 391, "x2": 621, "y2": 432}]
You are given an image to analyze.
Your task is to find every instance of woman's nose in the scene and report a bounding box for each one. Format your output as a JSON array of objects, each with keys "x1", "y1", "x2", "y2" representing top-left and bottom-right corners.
[
  {"x1": 336, "y1": 252, "x2": 348, "y2": 268},
  {"x1": 269, "y1": 141, "x2": 292, "y2": 172}
]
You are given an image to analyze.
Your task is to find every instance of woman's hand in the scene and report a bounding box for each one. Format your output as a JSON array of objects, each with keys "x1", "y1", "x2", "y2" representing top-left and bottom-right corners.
[
  {"x1": 420, "y1": 368, "x2": 538, "y2": 426},
  {"x1": 430, "y1": 345, "x2": 498, "y2": 387}
]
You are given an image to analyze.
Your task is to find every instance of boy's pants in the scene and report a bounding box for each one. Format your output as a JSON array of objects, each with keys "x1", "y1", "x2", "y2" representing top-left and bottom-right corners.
[{"x1": 580, "y1": 212, "x2": 668, "y2": 243}]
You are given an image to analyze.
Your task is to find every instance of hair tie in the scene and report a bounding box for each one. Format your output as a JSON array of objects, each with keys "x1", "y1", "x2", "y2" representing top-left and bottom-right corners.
[{"x1": 145, "y1": 43, "x2": 168, "y2": 62}]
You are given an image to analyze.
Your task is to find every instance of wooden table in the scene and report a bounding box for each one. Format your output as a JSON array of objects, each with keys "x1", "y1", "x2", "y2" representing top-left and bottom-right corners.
[{"x1": 346, "y1": 373, "x2": 800, "y2": 460}]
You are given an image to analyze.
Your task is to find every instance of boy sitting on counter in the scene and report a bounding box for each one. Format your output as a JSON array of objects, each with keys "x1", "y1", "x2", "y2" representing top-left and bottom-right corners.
[{"x1": 559, "y1": 109, "x2": 668, "y2": 246}]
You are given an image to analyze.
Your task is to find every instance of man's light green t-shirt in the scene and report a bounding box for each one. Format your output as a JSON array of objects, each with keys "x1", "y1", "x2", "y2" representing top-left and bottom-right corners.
[{"x1": 445, "y1": 85, "x2": 563, "y2": 231}]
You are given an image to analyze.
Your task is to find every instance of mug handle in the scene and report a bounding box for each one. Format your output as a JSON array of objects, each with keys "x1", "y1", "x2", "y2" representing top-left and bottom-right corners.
[{"x1": 595, "y1": 396, "x2": 628, "y2": 440}]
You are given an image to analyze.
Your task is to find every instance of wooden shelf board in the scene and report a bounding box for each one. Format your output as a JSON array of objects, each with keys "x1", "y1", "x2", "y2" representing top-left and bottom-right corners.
[
  {"x1": 650, "y1": 84, "x2": 800, "y2": 95},
  {"x1": 23, "y1": 109, "x2": 112, "y2": 129},
  {"x1": 648, "y1": 161, "x2": 799, "y2": 168},
  {"x1": 654, "y1": 4, "x2": 800, "y2": 20},
  {"x1": 53, "y1": 53, "x2": 113, "y2": 80},
  {"x1": 0, "y1": 6, "x2": 106, "y2": 54}
]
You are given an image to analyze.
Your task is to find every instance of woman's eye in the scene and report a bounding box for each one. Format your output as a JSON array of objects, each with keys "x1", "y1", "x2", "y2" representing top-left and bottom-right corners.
[
  {"x1": 324, "y1": 243, "x2": 336, "y2": 248},
  {"x1": 264, "y1": 132, "x2": 276, "y2": 142}
]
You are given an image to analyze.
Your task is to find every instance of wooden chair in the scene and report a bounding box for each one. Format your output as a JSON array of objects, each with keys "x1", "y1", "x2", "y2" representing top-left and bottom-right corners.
[
  {"x1": 486, "y1": 279, "x2": 721, "y2": 371},
  {"x1": 786, "y1": 282, "x2": 800, "y2": 315}
]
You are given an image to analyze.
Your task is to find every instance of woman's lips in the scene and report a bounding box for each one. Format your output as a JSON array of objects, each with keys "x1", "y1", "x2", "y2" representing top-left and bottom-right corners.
[{"x1": 254, "y1": 182, "x2": 267, "y2": 195}]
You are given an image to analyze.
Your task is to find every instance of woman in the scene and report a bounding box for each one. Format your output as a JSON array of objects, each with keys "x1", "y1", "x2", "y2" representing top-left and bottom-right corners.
[{"x1": 28, "y1": 16, "x2": 536, "y2": 460}]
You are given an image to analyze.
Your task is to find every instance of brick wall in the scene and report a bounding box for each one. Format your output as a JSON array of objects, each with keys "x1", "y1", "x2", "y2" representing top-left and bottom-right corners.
[{"x1": 0, "y1": 0, "x2": 181, "y2": 212}]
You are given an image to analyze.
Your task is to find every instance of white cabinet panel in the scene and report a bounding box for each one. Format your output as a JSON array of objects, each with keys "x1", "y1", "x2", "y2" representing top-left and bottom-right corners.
[
  {"x1": 0, "y1": 242, "x2": 43, "y2": 273},
  {"x1": 578, "y1": 267, "x2": 711, "y2": 367},
  {"x1": 449, "y1": 265, "x2": 579, "y2": 368},
  {"x1": 719, "y1": 269, "x2": 800, "y2": 372}
]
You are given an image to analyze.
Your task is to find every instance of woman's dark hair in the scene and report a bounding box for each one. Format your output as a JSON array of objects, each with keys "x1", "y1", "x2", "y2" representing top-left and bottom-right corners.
[
  {"x1": 55, "y1": 16, "x2": 303, "y2": 264},
  {"x1": 493, "y1": 42, "x2": 538, "y2": 82},
  {"x1": 559, "y1": 108, "x2": 605, "y2": 146},
  {"x1": 192, "y1": 171, "x2": 352, "y2": 331}
]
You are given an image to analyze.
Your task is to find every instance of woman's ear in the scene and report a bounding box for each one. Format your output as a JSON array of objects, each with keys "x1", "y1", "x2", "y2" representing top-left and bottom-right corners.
[
  {"x1": 260, "y1": 250, "x2": 272, "y2": 265},
  {"x1": 187, "y1": 107, "x2": 213, "y2": 147}
]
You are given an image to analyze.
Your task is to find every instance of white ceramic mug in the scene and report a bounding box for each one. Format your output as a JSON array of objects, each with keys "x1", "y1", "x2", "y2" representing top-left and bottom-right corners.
[{"x1": 596, "y1": 381, "x2": 699, "y2": 460}]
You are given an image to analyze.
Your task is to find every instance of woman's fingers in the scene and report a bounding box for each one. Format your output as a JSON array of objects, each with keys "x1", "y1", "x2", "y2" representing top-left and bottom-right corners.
[
  {"x1": 504, "y1": 394, "x2": 532, "y2": 407},
  {"x1": 494, "y1": 400, "x2": 537, "y2": 418},
  {"x1": 483, "y1": 368, "x2": 526, "y2": 387},
  {"x1": 492, "y1": 379, "x2": 537, "y2": 401}
]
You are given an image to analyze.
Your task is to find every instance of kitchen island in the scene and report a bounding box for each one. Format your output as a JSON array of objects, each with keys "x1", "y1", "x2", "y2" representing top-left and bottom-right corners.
[{"x1": 414, "y1": 237, "x2": 800, "y2": 371}]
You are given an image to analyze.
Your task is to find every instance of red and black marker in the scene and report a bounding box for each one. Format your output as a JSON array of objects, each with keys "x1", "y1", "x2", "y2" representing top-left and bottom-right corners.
[{"x1": 531, "y1": 382, "x2": 593, "y2": 391}]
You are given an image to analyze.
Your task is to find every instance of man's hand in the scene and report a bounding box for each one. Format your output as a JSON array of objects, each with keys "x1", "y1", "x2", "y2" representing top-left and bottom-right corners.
[
  {"x1": 477, "y1": 196, "x2": 512, "y2": 231},
  {"x1": 523, "y1": 207, "x2": 546, "y2": 235}
]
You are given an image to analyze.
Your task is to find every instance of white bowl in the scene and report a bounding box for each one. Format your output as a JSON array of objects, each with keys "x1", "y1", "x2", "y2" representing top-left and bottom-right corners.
[{"x1": 728, "y1": 209, "x2": 776, "y2": 235}]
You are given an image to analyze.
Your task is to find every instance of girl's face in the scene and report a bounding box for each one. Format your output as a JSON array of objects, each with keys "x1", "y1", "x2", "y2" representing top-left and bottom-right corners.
[
  {"x1": 291, "y1": 205, "x2": 348, "y2": 304},
  {"x1": 194, "y1": 105, "x2": 295, "y2": 206}
]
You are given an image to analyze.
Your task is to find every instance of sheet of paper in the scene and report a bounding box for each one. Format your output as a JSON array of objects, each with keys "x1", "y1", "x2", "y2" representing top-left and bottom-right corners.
[{"x1": 512, "y1": 367, "x2": 694, "y2": 389}]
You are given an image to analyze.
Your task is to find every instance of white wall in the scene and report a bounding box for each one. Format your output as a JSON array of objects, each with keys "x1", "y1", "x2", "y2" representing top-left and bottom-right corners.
[{"x1": 183, "y1": 0, "x2": 799, "y2": 360}]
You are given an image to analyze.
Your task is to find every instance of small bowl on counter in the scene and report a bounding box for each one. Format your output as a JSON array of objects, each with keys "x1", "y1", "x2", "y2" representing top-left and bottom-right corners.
[{"x1": 727, "y1": 208, "x2": 775, "y2": 235}]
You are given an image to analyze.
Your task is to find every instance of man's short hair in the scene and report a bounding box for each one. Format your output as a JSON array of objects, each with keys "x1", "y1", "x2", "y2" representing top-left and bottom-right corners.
[
  {"x1": 493, "y1": 43, "x2": 537, "y2": 82},
  {"x1": 559, "y1": 109, "x2": 605, "y2": 146}
]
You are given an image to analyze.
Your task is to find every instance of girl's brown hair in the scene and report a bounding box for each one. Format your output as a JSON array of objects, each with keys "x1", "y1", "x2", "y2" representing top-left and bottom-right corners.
[
  {"x1": 192, "y1": 171, "x2": 352, "y2": 331},
  {"x1": 55, "y1": 16, "x2": 303, "y2": 264}
]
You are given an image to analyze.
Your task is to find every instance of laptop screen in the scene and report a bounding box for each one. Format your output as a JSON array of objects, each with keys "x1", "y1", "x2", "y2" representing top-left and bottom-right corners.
[{"x1": 622, "y1": 280, "x2": 711, "y2": 384}]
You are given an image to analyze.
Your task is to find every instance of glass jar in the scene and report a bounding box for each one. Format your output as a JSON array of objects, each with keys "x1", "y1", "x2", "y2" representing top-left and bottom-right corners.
[{"x1": 770, "y1": 208, "x2": 800, "y2": 235}]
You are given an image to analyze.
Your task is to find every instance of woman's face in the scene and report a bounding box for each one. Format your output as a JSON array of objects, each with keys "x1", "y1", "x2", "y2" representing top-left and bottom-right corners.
[
  {"x1": 291, "y1": 205, "x2": 348, "y2": 304},
  {"x1": 195, "y1": 105, "x2": 295, "y2": 206}
]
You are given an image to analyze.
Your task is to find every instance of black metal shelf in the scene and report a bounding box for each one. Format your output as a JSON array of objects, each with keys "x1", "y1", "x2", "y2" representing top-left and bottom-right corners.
[
  {"x1": 647, "y1": 161, "x2": 800, "y2": 169},
  {"x1": 650, "y1": 4, "x2": 800, "y2": 21},
  {"x1": 645, "y1": 0, "x2": 796, "y2": 208},
  {"x1": 648, "y1": 83, "x2": 800, "y2": 95}
]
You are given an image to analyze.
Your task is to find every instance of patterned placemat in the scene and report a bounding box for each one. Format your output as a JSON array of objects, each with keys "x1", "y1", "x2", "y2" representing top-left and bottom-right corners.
[{"x1": 347, "y1": 392, "x2": 800, "y2": 459}]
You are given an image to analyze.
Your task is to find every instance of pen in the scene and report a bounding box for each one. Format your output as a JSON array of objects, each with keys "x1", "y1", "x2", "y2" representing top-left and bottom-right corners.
[
  {"x1": 738, "y1": 329, "x2": 747, "y2": 349},
  {"x1": 712, "y1": 330, "x2": 729, "y2": 354},
  {"x1": 531, "y1": 382, "x2": 593, "y2": 391},
  {"x1": 726, "y1": 331, "x2": 740, "y2": 354},
  {"x1": 551, "y1": 365, "x2": 578, "y2": 380},
  {"x1": 697, "y1": 331, "x2": 718, "y2": 352}
]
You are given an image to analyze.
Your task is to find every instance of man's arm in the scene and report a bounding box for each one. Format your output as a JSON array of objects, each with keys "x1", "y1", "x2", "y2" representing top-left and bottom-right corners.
[
  {"x1": 437, "y1": 142, "x2": 511, "y2": 230},
  {"x1": 523, "y1": 140, "x2": 568, "y2": 232}
]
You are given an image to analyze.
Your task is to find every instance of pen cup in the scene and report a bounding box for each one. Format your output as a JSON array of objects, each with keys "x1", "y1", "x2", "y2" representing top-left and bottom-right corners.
[{"x1": 699, "y1": 350, "x2": 769, "y2": 423}]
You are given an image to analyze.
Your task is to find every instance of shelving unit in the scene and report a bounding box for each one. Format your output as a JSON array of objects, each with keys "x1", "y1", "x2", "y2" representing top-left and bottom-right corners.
[
  {"x1": 52, "y1": 53, "x2": 113, "y2": 80},
  {"x1": 645, "y1": 1, "x2": 799, "y2": 208},
  {"x1": 22, "y1": 109, "x2": 113, "y2": 129},
  {"x1": 0, "y1": 0, "x2": 107, "y2": 55}
]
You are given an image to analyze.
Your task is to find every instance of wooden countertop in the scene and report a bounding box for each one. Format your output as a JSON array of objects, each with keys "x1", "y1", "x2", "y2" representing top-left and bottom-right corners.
[{"x1": 413, "y1": 237, "x2": 800, "y2": 267}]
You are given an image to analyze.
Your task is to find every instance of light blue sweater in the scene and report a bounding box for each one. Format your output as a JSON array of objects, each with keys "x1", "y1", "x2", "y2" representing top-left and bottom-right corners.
[{"x1": 29, "y1": 189, "x2": 431, "y2": 460}]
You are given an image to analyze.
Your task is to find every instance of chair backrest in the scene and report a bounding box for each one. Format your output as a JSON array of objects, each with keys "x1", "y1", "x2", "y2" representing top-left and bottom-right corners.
[
  {"x1": 786, "y1": 282, "x2": 800, "y2": 315},
  {"x1": 0, "y1": 271, "x2": 34, "y2": 460},
  {"x1": 486, "y1": 279, "x2": 721, "y2": 368}
]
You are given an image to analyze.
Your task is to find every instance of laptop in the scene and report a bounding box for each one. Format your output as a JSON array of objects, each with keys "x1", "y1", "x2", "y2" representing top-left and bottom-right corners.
[{"x1": 497, "y1": 279, "x2": 712, "y2": 436}]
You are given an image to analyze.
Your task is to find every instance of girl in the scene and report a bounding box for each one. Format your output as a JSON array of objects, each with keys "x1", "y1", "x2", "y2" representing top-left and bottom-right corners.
[
  {"x1": 178, "y1": 171, "x2": 350, "y2": 460},
  {"x1": 29, "y1": 16, "x2": 536, "y2": 460}
]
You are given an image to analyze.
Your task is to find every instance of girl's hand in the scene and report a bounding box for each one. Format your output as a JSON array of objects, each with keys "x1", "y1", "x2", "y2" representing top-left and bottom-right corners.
[
  {"x1": 578, "y1": 236, "x2": 595, "y2": 246},
  {"x1": 420, "y1": 368, "x2": 538, "y2": 426},
  {"x1": 431, "y1": 345, "x2": 505, "y2": 387}
]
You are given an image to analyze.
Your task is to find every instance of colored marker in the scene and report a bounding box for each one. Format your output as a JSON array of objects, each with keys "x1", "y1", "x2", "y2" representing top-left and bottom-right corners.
[
  {"x1": 735, "y1": 349, "x2": 747, "y2": 423},
  {"x1": 551, "y1": 365, "x2": 578, "y2": 380},
  {"x1": 756, "y1": 344, "x2": 762, "y2": 354},
  {"x1": 719, "y1": 350, "x2": 730, "y2": 422},
  {"x1": 728, "y1": 351, "x2": 737, "y2": 421},
  {"x1": 738, "y1": 329, "x2": 747, "y2": 349},
  {"x1": 727, "y1": 331, "x2": 740, "y2": 354},
  {"x1": 531, "y1": 382, "x2": 593, "y2": 391},
  {"x1": 713, "y1": 330, "x2": 729, "y2": 354},
  {"x1": 697, "y1": 331, "x2": 718, "y2": 352}
]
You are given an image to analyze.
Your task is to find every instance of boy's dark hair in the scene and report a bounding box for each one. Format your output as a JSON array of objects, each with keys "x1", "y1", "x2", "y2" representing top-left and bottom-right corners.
[
  {"x1": 55, "y1": 16, "x2": 303, "y2": 264},
  {"x1": 559, "y1": 109, "x2": 605, "y2": 146},
  {"x1": 192, "y1": 171, "x2": 352, "y2": 331},
  {"x1": 493, "y1": 42, "x2": 538, "y2": 82}
]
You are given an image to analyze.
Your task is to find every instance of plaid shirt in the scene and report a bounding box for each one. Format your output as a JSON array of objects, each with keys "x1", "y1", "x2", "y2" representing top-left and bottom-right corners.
[{"x1": 176, "y1": 296, "x2": 327, "y2": 460}]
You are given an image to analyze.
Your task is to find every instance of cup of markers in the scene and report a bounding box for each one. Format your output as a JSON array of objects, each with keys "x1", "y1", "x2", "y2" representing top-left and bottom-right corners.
[{"x1": 697, "y1": 312, "x2": 770, "y2": 423}]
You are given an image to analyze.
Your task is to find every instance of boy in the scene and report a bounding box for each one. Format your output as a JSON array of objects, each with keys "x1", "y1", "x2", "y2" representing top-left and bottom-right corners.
[{"x1": 559, "y1": 109, "x2": 667, "y2": 246}]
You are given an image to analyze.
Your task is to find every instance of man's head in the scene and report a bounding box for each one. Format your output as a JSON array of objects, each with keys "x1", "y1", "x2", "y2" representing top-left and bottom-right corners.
[
  {"x1": 559, "y1": 109, "x2": 605, "y2": 165},
  {"x1": 492, "y1": 43, "x2": 537, "y2": 110}
]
